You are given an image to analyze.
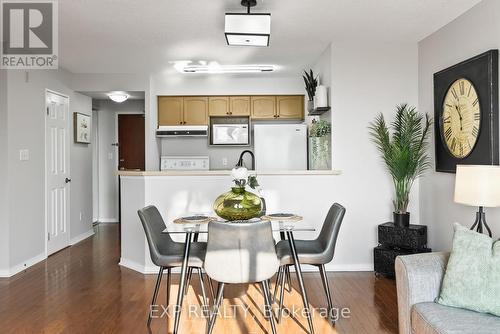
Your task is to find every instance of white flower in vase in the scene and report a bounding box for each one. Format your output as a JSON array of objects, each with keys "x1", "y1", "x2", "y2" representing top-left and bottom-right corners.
[{"x1": 231, "y1": 167, "x2": 249, "y2": 187}]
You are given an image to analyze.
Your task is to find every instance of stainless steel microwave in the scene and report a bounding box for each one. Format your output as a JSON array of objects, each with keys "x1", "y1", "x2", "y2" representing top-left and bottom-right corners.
[{"x1": 211, "y1": 123, "x2": 249, "y2": 145}]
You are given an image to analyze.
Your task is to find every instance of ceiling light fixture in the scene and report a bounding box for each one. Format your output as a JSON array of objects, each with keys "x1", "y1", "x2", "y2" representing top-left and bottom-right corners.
[
  {"x1": 181, "y1": 63, "x2": 274, "y2": 74},
  {"x1": 225, "y1": 0, "x2": 271, "y2": 47},
  {"x1": 108, "y1": 92, "x2": 129, "y2": 103}
]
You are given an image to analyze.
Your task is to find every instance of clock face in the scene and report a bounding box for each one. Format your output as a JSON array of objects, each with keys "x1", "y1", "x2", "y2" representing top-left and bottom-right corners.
[{"x1": 441, "y1": 78, "x2": 481, "y2": 158}]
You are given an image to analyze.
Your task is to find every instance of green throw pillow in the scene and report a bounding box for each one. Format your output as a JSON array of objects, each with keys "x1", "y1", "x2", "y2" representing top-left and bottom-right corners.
[{"x1": 437, "y1": 223, "x2": 500, "y2": 316}]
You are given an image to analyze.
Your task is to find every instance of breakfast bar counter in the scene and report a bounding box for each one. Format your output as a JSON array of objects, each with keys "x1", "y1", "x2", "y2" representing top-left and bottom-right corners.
[{"x1": 118, "y1": 170, "x2": 342, "y2": 274}]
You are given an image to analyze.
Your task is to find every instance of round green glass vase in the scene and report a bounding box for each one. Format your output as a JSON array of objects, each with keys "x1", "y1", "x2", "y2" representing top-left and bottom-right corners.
[{"x1": 213, "y1": 187, "x2": 262, "y2": 221}]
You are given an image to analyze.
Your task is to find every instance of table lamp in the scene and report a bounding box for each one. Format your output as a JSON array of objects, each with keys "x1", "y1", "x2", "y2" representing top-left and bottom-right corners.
[{"x1": 454, "y1": 165, "x2": 500, "y2": 237}]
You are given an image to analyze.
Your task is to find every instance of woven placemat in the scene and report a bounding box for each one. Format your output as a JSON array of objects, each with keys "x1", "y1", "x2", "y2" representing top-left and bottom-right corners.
[
  {"x1": 173, "y1": 216, "x2": 217, "y2": 224},
  {"x1": 261, "y1": 213, "x2": 303, "y2": 221}
]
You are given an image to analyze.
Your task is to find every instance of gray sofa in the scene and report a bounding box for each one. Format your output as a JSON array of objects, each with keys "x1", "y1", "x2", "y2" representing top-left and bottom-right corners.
[{"x1": 395, "y1": 252, "x2": 500, "y2": 334}]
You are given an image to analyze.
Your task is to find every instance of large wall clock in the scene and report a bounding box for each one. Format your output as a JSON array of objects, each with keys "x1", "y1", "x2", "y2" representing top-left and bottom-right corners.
[{"x1": 434, "y1": 50, "x2": 499, "y2": 173}]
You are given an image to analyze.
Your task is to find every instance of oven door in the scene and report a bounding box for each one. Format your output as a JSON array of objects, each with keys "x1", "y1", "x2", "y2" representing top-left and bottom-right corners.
[{"x1": 212, "y1": 124, "x2": 249, "y2": 145}]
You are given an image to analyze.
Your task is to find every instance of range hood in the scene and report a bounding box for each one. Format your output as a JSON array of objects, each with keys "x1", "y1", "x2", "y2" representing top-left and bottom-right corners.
[{"x1": 156, "y1": 125, "x2": 208, "y2": 137}]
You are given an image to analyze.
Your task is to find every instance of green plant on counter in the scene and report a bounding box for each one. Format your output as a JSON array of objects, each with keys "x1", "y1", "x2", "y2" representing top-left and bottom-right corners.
[
  {"x1": 303, "y1": 69, "x2": 318, "y2": 102},
  {"x1": 309, "y1": 119, "x2": 331, "y2": 137},
  {"x1": 369, "y1": 103, "x2": 432, "y2": 214}
]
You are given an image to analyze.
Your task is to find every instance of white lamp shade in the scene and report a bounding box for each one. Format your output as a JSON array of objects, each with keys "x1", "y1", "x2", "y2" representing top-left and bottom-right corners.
[
  {"x1": 454, "y1": 165, "x2": 500, "y2": 207},
  {"x1": 225, "y1": 13, "x2": 271, "y2": 46}
]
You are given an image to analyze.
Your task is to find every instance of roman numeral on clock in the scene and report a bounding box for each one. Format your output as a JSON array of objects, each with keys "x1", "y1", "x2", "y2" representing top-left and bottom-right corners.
[
  {"x1": 445, "y1": 127, "x2": 452, "y2": 141},
  {"x1": 472, "y1": 98, "x2": 479, "y2": 107},
  {"x1": 459, "y1": 81, "x2": 465, "y2": 95},
  {"x1": 451, "y1": 88, "x2": 458, "y2": 100},
  {"x1": 451, "y1": 138, "x2": 457, "y2": 152},
  {"x1": 474, "y1": 112, "x2": 480, "y2": 121},
  {"x1": 443, "y1": 116, "x2": 451, "y2": 123},
  {"x1": 472, "y1": 126, "x2": 479, "y2": 137}
]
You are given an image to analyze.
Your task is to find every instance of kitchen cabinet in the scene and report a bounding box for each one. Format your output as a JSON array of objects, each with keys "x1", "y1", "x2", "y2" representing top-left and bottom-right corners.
[
  {"x1": 251, "y1": 96, "x2": 276, "y2": 119},
  {"x1": 209, "y1": 96, "x2": 230, "y2": 116},
  {"x1": 229, "y1": 96, "x2": 250, "y2": 116},
  {"x1": 158, "y1": 96, "x2": 183, "y2": 126},
  {"x1": 158, "y1": 95, "x2": 303, "y2": 126},
  {"x1": 158, "y1": 96, "x2": 208, "y2": 125},
  {"x1": 276, "y1": 95, "x2": 304, "y2": 119},
  {"x1": 184, "y1": 97, "x2": 208, "y2": 125}
]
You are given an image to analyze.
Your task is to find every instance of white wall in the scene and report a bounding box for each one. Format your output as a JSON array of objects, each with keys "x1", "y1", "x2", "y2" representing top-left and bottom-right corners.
[
  {"x1": 418, "y1": 0, "x2": 500, "y2": 251},
  {"x1": 3, "y1": 69, "x2": 94, "y2": 276},
  {"x1": 92, "y1": 109, "x2": 99, "y2": 222},
  {"x1": 70, "y1": 93, "x2": 94, "y2": 241},
  {"x1": 323, "y1": 41, "x2": 419, "y2": 268},
  {"x1": 0, "y1": 69, "x2": 9, "y2": 274},
  {"x1": 7, "y1": 69, "x2": 73, "y2": 268},
  {"x1": 71, "y1": 74, "x2": 155, "y2": 170},
  {"x1": 97, "y1": 99, "x2": 145, "y2": 222}
]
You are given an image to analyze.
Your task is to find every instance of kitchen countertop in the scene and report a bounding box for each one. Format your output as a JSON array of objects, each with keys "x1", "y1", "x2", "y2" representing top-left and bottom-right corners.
[{"x1": 117, "y1": 170, "x2": 342, "y2": 176}]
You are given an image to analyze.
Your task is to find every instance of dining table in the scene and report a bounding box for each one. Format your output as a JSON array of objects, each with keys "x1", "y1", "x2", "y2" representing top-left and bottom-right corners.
[{"x1": 163, "y1": 216, "x2": 316, "y2": 334}]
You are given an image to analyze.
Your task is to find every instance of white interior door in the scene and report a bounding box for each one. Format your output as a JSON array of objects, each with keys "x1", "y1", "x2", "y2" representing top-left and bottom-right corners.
[{"x1": 46, "y1": 91, "x2": 70, "y2": 255}]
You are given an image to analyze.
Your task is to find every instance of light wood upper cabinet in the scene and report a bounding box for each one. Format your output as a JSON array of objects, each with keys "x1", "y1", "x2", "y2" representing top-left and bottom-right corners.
[
  {"x1": 158, "y1": 96, "x2": 183, "y2": 126},
  {"x1": 251, "y1": 96, "x2": 276, "y2": 119},
  {"x1": 229, "y1": 96, "x2": 250, "y2": 116},
  {"x1": 183, "y1": 97, "x2": 208, "y2": 125},
  {"x1": 209, "y1": 97, "x2": 230, "y2": 116},
  {"x1": 276, "y1": 95, "x2": 304, "y2": 119},
  {"x1": 158, "y1": 95, "x2": 303, "y2": 127}
]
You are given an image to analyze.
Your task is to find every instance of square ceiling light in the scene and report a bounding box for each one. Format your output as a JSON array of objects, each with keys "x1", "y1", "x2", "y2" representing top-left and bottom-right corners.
[{"x1": 225, "y1": 13, "x2": 271, "y2": 47}]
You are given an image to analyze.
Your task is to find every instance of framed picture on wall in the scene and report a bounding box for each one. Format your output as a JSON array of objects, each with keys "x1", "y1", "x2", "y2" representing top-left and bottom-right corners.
[{"x1": 74, "y1": 112, "x2": 91, "y2": 144}]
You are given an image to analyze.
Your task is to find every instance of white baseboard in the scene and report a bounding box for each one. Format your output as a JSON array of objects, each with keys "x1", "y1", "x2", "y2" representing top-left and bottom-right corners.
[
  {"x1": 98, "y1": 218, "x2": 118, "y2": 223},
  {"x1": 327, "y1": 263, "x2": 373, "y2": 272},
  {"x1": 1, "y1": 252, "x2": 47, "y2": 278},
  {"x1": 119, "y1": 258, "x2": 155, "y2": 274},
  {"x1": 119, "y1": 257, "x2": 373, "y2": 275},
  {"x1": 70, "y1": 229, "x2": 95, "y2": 245}
]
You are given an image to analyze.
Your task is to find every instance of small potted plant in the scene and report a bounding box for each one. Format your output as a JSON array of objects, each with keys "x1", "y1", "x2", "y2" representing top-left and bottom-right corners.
[
  {"x1": 369, "y1": 104, "x2": 432, "y2": 228},
  {"x1": 303, "y1": 69, "x2": 318, "y2": 112},
  {"x1": 308, "y1": 119, "x2": 331, "y2": 170},
  {"x1": 213, "y1": 167, "x2": 262, "y2": 221}
]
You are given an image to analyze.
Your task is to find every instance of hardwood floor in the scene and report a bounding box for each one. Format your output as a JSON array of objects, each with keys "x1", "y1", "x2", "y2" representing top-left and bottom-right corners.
[{"x1": 0, "y1": 225, "x2": 398, "y2": 334}]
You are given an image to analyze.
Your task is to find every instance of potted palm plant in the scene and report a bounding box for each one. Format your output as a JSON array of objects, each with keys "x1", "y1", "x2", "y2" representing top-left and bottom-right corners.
[{"x1": 369, "y1": 104, "x2": 432, "y2": 228}]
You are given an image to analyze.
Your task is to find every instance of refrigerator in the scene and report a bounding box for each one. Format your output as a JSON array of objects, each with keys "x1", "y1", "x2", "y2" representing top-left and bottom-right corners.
[{"x1": 254, "y1": 124, "x2": 308, "y2": 170}]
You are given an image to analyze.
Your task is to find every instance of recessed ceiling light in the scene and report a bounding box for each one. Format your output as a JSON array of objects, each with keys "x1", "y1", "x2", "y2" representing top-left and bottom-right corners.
[
  {"x1": 108, "y1": 92, "x2": 129, "y2": 103},
  {"x1": 225, "y1": 0, "x2": 271, "y2": 47}
]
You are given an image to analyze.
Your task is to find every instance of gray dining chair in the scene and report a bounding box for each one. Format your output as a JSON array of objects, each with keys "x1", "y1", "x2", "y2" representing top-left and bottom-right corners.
[
  {"x1": 204, "y1": 220, "x2": 279, "y2": 334},
  {"x1": 137, "y1": 205, "x2": 210, "y2": 326},
  {"x1": 274, "y1": 203, "x2": 345, "y2": 323}
]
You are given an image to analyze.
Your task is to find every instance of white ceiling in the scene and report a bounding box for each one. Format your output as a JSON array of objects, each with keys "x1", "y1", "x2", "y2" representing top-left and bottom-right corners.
[
  {"x1": 79, "y1": 91, "x2": 145, "y2": 100},
  {"x1": 59, "y1": 0, "x2": 481, "y2": 76}
]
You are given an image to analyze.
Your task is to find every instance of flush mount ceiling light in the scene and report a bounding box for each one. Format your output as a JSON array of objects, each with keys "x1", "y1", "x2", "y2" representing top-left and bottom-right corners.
[
  {"x1": 225, "y1": 0, "x2": 271, "y2": 47},
  {"x1": 108, "y1": 92, "x2": 129, "y2": 103}
]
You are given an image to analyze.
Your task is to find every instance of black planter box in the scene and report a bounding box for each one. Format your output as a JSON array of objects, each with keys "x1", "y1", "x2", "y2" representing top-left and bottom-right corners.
[
  {"x1": 374, "y1": 246, "x2": 432, "y2": 278},
  {"x1": 378, "y1": 222, "x2": 428, "y2": 250}
]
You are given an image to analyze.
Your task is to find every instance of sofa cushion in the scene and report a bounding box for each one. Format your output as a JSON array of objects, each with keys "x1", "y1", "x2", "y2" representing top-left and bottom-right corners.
[
  {"x1": 436, "y1": 223, "x2": 500, "y2": 316},
  {"x1": 412, "y1": 302, "x2": 500, "y2": 334}
]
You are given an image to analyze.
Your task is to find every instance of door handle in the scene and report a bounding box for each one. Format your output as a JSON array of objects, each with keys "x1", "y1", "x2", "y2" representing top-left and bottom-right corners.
[{"x1": 65, "y1": 178, "x2": 72, "y2": 183}]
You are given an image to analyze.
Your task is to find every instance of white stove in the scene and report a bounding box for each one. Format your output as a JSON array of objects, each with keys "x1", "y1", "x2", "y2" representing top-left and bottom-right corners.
[{"x1": 160, "y1": 156, "x2": 210, "y2": 171}]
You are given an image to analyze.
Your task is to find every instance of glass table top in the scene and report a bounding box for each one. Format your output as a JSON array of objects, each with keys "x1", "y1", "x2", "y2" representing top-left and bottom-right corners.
[{"x1": 162, "y1": 218, "x2": 315, "y2": 234}]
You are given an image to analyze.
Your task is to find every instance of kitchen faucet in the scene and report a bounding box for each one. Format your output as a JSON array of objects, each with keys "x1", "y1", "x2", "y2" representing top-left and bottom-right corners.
[{"x1": 236, "y1": 150, "x2": 255, "y2": 170}]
